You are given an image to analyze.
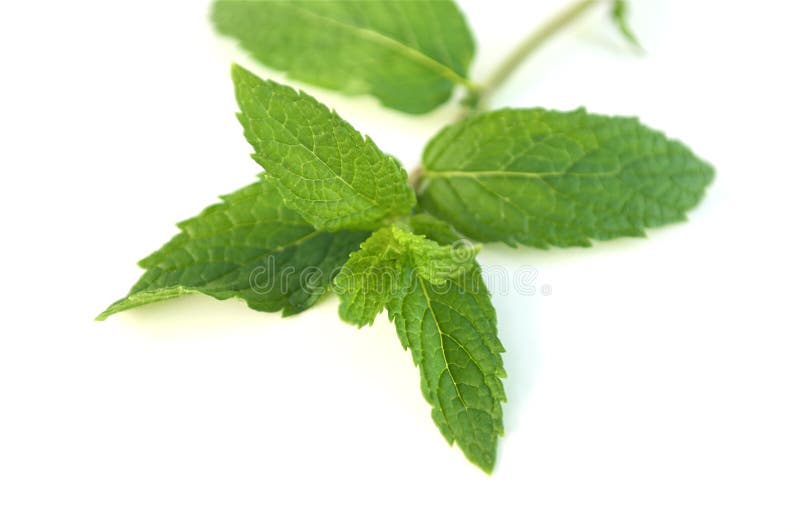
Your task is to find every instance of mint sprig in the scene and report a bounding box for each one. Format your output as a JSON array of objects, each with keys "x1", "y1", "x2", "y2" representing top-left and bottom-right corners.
[{"x1": 101, "y1": 0, "x2": 714, "y2": 473}]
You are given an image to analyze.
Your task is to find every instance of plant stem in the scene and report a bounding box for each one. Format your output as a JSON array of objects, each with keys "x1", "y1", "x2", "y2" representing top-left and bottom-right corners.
[
  {"x1": 407, "y1": 166, "x2": 424, "y2": 191},
  {"x1": 408, "y1": 0, "x2": 601, "y2": 192},
  {"x1": 477, "y1": 0, "x2": 599, "y2": 108}
]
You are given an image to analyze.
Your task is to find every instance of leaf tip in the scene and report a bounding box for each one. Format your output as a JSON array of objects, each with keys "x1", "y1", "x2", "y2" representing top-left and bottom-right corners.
[
  {"x1": 230, "y1": 63, "x2": 263, "y2": 93},
  {"x1": 229, "y1": 62, "x2": 247, "y2": 79},
  {"x1": 467, "y1": 448, "x2": 497, "y2": 475},
  {"x1": 94, "y1": 304, "x2": 118, "y2": 322}
]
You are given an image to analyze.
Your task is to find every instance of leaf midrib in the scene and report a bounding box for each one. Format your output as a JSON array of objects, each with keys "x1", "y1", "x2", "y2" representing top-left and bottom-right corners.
[
  {"x1": 418, "y1": 278, "x2": 476, "y2": 437},
  {"x1": 283, "y1": 3, "x2": 474, "y2": 88}
]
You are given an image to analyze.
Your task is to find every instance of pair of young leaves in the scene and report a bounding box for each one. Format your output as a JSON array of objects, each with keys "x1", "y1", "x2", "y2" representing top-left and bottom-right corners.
[{"x1": 100, "y1": 0, "x2": 713, "y2": 472}]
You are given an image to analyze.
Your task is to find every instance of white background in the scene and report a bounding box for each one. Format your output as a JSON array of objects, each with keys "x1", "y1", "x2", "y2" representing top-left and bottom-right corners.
[{"x1": 1, "y1": 1, "x2": 799, "y2": 530}]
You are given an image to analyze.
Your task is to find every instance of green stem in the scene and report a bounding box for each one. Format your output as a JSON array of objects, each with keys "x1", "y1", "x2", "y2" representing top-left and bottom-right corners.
[{"x1": 476, "y1": 0, "x2": 599, "y2": 109}]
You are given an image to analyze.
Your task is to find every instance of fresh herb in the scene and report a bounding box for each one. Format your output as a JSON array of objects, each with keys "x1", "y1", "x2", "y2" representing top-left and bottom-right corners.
[{"x1": 100, "y1": 0, "x2": 713, "y2": 473}]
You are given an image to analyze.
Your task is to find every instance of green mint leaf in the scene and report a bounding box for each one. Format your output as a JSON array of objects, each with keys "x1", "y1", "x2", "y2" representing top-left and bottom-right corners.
[
  {"x1": 611, "y1": 0, "x2": 642, "y2": 49},
  {"x1": 233, "y1": 65, "x2": 416, "y2": 232},
  {"x1": 213, "y1": 0, "x2": 476, "y2": 114},
  {"x1": 388, "y1": 258, "x2": 505, "y2": 474},
  {"x1": 334, "y1": 224, "x2": 478, "y2": 327},
  {"x1": 418, "y1": 108, "x2": 714, "y2": 248},
  {"x1": 335, "y1": 223, "x2": 504, "y2": 472},
  {"x1": 98, "y1": 179, "x2": 367, "y2": 320}
]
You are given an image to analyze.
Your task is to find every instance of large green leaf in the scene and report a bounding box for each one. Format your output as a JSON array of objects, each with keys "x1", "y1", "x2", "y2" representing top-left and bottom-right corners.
[
  {"x1": 334, "y1": 222, "x2": 504, "y2": 473},
  {"x1": 419, "y1": 108, "x2": 714, "y2": 248},
  {"x1": 98, "y1": 179, "x2": 367, "y2": 320},
  {"x1": 213, "y1": 0, "x2": 476, "y2": 114},
  {"x1": 233, "y1": 65, "x2": 415, "y2": 232}
]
